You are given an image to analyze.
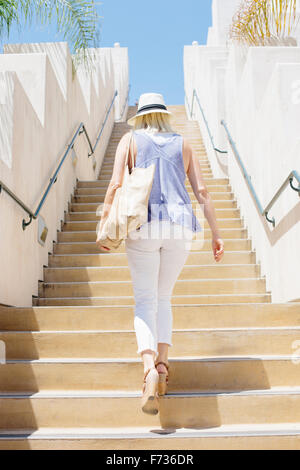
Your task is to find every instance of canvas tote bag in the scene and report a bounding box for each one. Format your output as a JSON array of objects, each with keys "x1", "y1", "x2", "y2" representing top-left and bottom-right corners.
[{"x1": 96, "y1": 131, "x2": 156, "y2": 251}]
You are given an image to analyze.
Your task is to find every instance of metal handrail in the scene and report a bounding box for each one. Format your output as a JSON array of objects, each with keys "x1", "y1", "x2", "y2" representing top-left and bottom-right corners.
[
  {"x1": 0, "y1": 89, "x2": 122, "y2": 230},
  {"x1": 221, "y1": 119, "x2": 300, "y2": 227},
  {"x1": 93, "y1": 90, "x2": 118, "y2": 152},
  {"x1": 0, "y1": 181, "x2": 35, "y2": 229},
  {"x1": 116, "y1": 84, "x2": 131, "y2": 121},
  {"x1": 186, "y1": 89, "x2": 228, "y2": 154},
  {"x1": 0, "y1": 122, "x2": 93, "y2": 230}
]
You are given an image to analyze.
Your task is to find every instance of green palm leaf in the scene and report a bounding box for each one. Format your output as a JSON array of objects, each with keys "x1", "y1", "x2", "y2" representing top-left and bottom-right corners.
[
  {"x1": 0, "y1": 1, "x2": 101, "y2": 69},
  {"x1": 0, "y1": 0, "x2": 19, "y2": 36}
]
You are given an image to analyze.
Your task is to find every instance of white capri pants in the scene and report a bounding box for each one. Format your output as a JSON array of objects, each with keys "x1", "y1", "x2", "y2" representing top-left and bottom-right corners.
[{"x1": 125, "y1": 220, "x2": 193, "y2": 356}]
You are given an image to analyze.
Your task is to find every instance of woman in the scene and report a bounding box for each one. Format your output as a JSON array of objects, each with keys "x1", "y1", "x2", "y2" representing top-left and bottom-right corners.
[{"x1": 97, "y1": 93, "x2": 224, "y2": 415}]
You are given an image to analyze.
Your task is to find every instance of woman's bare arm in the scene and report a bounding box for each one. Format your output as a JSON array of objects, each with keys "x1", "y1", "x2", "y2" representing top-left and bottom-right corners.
[
  {"x1": 96, "y1": 132, "x2": 132, "y2": 249},
  {"x1": 183, "y1": 138, "x2": 224, "y2": 262}
]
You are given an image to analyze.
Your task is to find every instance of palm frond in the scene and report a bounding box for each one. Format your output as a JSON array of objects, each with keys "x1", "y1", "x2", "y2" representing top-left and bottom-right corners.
[
  {"x1": 0, "y1": 0, "x2": 101, "y2": 70},
  {"x1": 34, "y1": 1, "x2": 100, "y2": 65},
  {"x1": 0, "y1": 0, "x2": 19, "y2": 37},
  {"x1": 230, "y1": 0, "x2": 298, "y2": 46}
]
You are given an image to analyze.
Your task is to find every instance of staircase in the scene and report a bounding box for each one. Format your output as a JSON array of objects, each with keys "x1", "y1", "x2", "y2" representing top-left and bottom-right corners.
[{"x1": 0, "y1": 105, "x2": 300, "y2": 449}]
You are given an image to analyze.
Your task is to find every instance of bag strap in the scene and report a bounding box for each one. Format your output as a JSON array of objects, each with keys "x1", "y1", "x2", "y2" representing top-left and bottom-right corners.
[{"x1": 124, "y1": 131, "x2": 134, "y2": 170}]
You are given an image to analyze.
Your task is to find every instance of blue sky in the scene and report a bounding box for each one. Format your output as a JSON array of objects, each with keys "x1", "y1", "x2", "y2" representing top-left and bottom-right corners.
[{"x1": 1, "y1": 0, "x2": 212, "y2": 105}]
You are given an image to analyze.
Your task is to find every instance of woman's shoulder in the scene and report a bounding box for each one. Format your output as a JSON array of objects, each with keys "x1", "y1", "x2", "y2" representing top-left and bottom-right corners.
[{"x1": 119, "y1": 131, "x2": 133, "y2": 142}]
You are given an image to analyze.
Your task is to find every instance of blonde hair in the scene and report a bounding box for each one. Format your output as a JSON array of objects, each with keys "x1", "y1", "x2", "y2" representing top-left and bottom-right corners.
[{"x1": 133, "y1": 112, "x2": 174, "y2": 134}]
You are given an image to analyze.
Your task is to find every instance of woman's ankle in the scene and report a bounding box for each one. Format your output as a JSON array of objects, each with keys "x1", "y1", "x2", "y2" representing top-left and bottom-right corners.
[
  {"x1": 141, "y1": 350, "x2": 156, "y2": 373},
  {"x1": 155, "y1": 357, "x2": 169, "y2": 372},
  {"x1": 157, "y1": 344, "x2": 169, "y2": 366}
]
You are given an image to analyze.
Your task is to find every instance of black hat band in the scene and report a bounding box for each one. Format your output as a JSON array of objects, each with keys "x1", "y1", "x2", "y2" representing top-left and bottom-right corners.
[{"x1": 137, "y1": 104, "x2": 168, "y2": 114}]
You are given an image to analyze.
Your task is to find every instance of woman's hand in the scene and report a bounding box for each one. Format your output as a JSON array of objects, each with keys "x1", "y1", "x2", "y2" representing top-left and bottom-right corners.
[
  {"x1": 99, "y1": 245, "x2": 111, "y2": 252},
  {"x1": 212, "y1": 237, "x2": 224, "y2": 263},
  {"x1": 96, "y1": 236, "x2": 111, "y2": 252},
  {"x1": 96, "y1": 217, "x2": 111, "y2": 252}
]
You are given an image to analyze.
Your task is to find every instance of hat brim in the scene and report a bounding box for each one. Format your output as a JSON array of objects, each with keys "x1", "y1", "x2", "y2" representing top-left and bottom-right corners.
[{"x1": 127, "y1": 108, "x2": 172, "y2": 127}]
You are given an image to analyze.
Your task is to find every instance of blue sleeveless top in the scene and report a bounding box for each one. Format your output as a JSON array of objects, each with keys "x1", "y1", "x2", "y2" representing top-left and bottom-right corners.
[{"x1": 133, "y1": 129, "x2": 202, "y2": 233}]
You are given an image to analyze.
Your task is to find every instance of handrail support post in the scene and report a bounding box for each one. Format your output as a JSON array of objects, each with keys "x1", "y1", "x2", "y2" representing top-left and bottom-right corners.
[
  {"x1": 290, "y1": 177, "x2": 300, "y2": 195},
  {"x1": 22, "y1": 214, "x2": 34, "y2": 231},
  {"x1": 264, "y1": 211, "x2": 275, "y2": 228}
]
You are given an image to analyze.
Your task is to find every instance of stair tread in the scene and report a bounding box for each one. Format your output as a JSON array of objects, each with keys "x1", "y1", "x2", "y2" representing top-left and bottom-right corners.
[
  {"x1": 1, "y1": 326, "x2": 298, "y2": 333},
  {"x1": 45, "y1": 263, "x2": 258, "y2": 270},
  {"x1": 66, "y1": 209, "x2": 238, "y2": 214},
  {"x1": 62, "y1": 218, "x2": 242, "y2": 224},
  {"x1": 5, "y1": 354, "x2": 300, "y2": 363},
  {"x1": 3, "y1": 302, "x2": 298, "y2": 310},
  {"x1": 40, "y1": 278, "x2": 266, "y2": 285},
  {"x1": 49, "y1": 250, "x2": 253, "y2": 256},
  {"x1": 2, "y1": 422, "x2": 300, "y2": 439},
  {"x1": 1, "y1": 386, "x2": 300, "y2": 398},
  {"x1": 55, "y1": 238, "x2": 249, "y2": 245},
  {"x1": 35, "y1": 292, "x2": 271, "y2": 299}
]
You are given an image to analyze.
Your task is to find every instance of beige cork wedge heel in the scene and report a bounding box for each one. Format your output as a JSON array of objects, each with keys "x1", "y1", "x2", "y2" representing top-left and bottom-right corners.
[
  {"x1": 155, "y1": 361, "x2": 169, "y2": 397},
  {"x1": 141, "y1": 367, "x2": 159, "y2": 415}
]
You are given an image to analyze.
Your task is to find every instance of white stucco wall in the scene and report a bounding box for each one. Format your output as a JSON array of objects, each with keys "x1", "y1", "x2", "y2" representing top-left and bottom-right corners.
[
  {"x1": 225, "y1": 47, "x2": 300, "y2": 303},
  {"x1": 185, "y1": 1, "x2": 300, "y2": 303},
  {"x1": 111, "y1": 43, "x2": 130, "y2": 121},
  {"x1": 184, "y1": 44, "x2": 229, "y2": 179},
  {"x1": 0, "y1": 42, "x2": 129, "y2": 306},
  {"x1": 207, "y1": 0, "x2": 241, "y2": 46},
  {"x1": 295, "y1": 0, "x2": 300, "y2": 45}
]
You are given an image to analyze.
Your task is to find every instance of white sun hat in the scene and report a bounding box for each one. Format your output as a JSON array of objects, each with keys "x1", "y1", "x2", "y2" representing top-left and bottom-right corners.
[{"x1": 127, "y1": 93, "x2": 172, "y2": 126}]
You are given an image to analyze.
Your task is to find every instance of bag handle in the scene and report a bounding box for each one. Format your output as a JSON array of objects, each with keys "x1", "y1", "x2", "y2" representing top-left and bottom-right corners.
[{"x1": 124, "y1": 131, "x2": 135, "y2": 171}]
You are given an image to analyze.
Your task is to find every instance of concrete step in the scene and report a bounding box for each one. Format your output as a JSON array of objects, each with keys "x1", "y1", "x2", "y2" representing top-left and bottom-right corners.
[
  {"x1": 103, "y1": 149, "x2": 208, "y2": 157},
  {"x1": 100, "y1": 167, "x2": 211, "y2": 175},
  {"x1": 6, "y1": 327, "x2": 300, "y2": 360},
  {"x1": 98, "y1": 171, "x2": 214, "y2": 180},
  {"x1": 1, "y1": 388, "x2": 300, "y2": 429},
  {"x1": 53, "y1": 239, "x2": 251, "y2": 255},
  {"x1": 86, "y1": 181, "x2": 230, "y2": 191},
  {"x1": 58, "y1": 228, "x2": 248, "y2": 243},
  {"x1": 64, "y1": 208, "x2": 241, "y2": 222},
  {"x1": 0, "y1": 356, "x2": 300, "y2": 393},
  {"x1": 69, "y1": 203, "x2": 238, "y2": 215},
  {"x1": 73, "y1": 192, "x2": 235, "y2": 203},
  {"x1": 69, "y1": 200, "x2": 237, "y2": 212},
  {"x1": 43, "y1": 264, "x2": 261, "y2": 283},
  {"x1": 105, "y1": 145, "x2": 207, "y2": 153},
  {"x1": 78, "y1": 178, "x2": 230, "y2": 188},
  {"x1": 1, "y1": 424, "x2": 300, "y2": 449},
  {"x1": 103, "y1": 154, "x2": 208, "y2": 162},
  {"x1": 38, "y1": 277, "x2": 266, "y2": 298},
  {"x1": 75, "y1": 185, "x2": 232, "y2": 195},
  {"x1": 101, "y1": 153, "x2": 209, "y2": 161},
  {"x1": 62, "y1": 218, "x2": 244, "y2": 231},
  {"x1": 1, "y1": 303, "x2": 298, "y2": 331},
  {"x1": 34, "y1": 293, "x2": 272, "y2": 306},
  {"x1": 100, "y1": 162, "x2": 212, "y2": 170},
  {"x1": 106, "y1": 136, "x2": 204, "y2": 142},
  {"x1": 71, "y1": 192, "x2": 235, "y2": 203},
  {"x1": 105, "y1": 142, "x2": 207, "y2": 148},
  {"x1": 100, "y1": 163, "x2": 211, "y2": 171},
  {"x1": 48, "y1": 250, "x2": 256, "y2": 267}
]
